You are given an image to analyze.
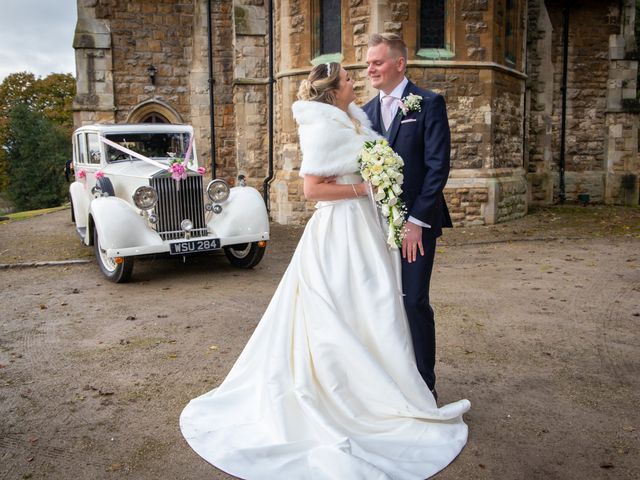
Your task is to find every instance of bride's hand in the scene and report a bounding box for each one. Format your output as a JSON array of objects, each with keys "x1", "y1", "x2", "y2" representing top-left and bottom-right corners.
[{"x1": 356, "y1": 183, "x2": 371, "y2": 196}]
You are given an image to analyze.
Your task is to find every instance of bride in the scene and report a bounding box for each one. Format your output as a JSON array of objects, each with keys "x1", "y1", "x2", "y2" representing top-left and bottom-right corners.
[{"x1": 180, "y1": 63, "x2": 470, "y2": 480}]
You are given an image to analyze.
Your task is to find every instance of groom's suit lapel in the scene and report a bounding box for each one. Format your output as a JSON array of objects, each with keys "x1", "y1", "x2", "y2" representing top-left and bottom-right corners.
[
  {"x1": 370, "y1": 95, "x2": 383, "y2": 134},
  {"x1": 387, "y1": 81, "x2": 414, "y2": 148}
]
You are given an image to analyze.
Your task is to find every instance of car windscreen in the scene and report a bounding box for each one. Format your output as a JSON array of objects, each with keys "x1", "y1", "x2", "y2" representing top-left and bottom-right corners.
[{"x1": 105, "y1": 132, "x2": 192, "y2": 163}]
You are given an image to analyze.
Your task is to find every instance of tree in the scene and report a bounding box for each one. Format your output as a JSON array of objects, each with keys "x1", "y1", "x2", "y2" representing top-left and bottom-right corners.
[
  {"x1": 32, "y1": 73, "x2": 76, "y2": 132},
  {"x1": 0, "y1": 72, "x2": 74, "y2": 128},
  {"x1": 0, "y1": 71, "x2": 75, "y2": 196},
  {"x1": 0, "y1": 72, "x2": 38, "y2": 117},
  {"x1": 5, "y1": 104, "x2": 70, "y2": 211}
]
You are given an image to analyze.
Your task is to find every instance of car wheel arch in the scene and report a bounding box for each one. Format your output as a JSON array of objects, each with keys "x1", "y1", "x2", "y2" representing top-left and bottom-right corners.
[
  {"x1": 87, "y1": 214, "x2": 96, "y2": 246},
  {"x1": 94, "y1": 177, "x2": 115, "y2": 197}
]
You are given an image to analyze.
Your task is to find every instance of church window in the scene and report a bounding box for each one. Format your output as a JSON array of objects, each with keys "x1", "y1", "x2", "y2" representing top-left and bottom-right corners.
[
  {"x1": 418, "y1": 1, "x2": 454, "y2": 60},
  {"x1": 504, "y1": 0, "x2": 519, "y2": 66},
  {"x1": 312, "y1": 0, "x2": 342, "y2": 62},
  {"x1": 141, "y1": 112, "x2": 169, "y2": 124},
  {"x1": 420, "y1": 0, "x2": 446, "y2": 49}
]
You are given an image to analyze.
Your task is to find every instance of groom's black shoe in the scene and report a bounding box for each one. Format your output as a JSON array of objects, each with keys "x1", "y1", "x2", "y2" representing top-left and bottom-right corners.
[{"x1": 430, "y1": 388, "x2": 438, "y2": 403}]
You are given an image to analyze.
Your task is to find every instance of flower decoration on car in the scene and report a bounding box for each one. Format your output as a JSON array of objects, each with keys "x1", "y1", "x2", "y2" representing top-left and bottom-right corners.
[
  {"x1": 398, "y1": 94, "x2": 422, "y2": 117},
  {"x1": 166, "y1": 138, "x2": 199, "y2": 188},
  {"x1": 77, "y1": 169, "x2": 86, "y2": 180},
  {"x1": 197, "y1": 166, "x2": 206, "y2": 175},
  {"x1": 170, "y1": 159, "x2": 188, "y2": 182},
  {"x1": 95, "y1": 170, "x2": 105, "y2": 179}
]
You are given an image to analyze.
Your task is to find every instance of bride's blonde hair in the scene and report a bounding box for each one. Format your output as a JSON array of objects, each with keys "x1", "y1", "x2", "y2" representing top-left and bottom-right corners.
[
  {"x1": 297, "y1": 62, "x2": 341, "y2": 104},
  {"x1": 297, "y1": 62, "x2": 361, "y2": 132}
]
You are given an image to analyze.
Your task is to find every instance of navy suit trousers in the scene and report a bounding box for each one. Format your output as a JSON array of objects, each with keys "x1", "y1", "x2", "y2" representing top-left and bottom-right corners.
[{"x1": 401, "y1": 232, "x2": 437, "y2": 390}]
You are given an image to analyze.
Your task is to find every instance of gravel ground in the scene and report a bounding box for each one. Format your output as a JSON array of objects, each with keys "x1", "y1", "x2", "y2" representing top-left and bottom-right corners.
[{"x1": 0, "y1": 205, "x2": 639, "y2": 480}]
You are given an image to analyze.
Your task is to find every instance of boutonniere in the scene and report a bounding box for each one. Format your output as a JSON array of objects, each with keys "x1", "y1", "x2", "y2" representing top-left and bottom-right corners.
[{"x1": 398, "y1": 94, "x2": 422, "y2": 116}]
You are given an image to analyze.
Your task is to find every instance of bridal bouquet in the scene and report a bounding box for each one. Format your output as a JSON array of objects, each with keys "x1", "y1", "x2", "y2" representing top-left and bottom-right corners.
[{"x1": 359, "y1": 139, "x2": 407, "y2": 247}]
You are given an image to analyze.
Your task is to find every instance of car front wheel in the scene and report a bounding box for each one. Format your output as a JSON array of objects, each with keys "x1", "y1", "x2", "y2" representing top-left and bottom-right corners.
[
  {"x1": 93, "y1": 228, "x2": 134, "y2": 283},
  {"x1": 223, "y1": 242, "x2": 266, "y2": 269}
]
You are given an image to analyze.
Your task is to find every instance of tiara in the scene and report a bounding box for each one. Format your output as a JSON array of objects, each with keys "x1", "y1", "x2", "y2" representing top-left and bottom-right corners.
[{"x1": 326, "y1": 63, "x2": 331, "y2": 77}]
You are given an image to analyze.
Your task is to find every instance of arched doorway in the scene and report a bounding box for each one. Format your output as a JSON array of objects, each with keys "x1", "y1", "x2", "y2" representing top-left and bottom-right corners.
[{"x1": 126, "y1": 99, "x2": 183, "y2": 124}]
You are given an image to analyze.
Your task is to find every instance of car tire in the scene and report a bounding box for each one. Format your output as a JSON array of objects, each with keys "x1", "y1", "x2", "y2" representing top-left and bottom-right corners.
[
  {"x1": 93, "y1": 228, "x2": 134, "y2": 283},
  {"x1": 224, "y1": 242, "x2": 266, "y2": 269}
]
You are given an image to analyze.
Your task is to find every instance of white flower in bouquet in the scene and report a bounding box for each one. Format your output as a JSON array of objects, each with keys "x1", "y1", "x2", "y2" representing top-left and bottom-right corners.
[
  {"x1": 358, "y1": 139, "x2": 407, "y2": 248},
  {"x1": 391, "y1": 205, "x2": 404, "y2": 226}
]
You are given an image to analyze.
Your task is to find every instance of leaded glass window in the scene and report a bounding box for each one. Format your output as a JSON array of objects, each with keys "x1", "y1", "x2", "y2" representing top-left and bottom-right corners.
[
  {"x1": 315, "y1": 0, "x2": 341, "y2": 55},
  {"x1": 505, "y1": 0, "x2": 517, "y2": 65},
  {"x1": 141, "y1": 112, "x2": 169, "y2": 124},
  {"x1": 420, "y1": 0, "x2": 446, "y2": 49}
]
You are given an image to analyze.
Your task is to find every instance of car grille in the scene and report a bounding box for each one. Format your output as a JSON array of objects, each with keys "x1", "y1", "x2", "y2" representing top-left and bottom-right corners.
[{"x1": 151, "y1": 175, "x2": 208, "y2": 241}]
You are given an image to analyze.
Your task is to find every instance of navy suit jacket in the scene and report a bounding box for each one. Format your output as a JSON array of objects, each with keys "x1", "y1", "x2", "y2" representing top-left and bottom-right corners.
[{"x1": 363, "y1": 81, "x2": 453, "y2": 237}]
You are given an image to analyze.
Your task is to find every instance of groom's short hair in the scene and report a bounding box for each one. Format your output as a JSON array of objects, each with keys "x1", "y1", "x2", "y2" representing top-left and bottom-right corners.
[{"x1": 369, "y1": 33, "x2": 408, "y2": 62}]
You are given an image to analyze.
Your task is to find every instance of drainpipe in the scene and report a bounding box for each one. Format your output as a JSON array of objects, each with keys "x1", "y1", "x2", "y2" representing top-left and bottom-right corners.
[
  {"x1": 559, "y1": 1, "x2": 571, "y2": 203},
  {"x1": 262, "y1": 0, "x2": 275, "y2": 209},
  {"x1": 522, "y1": 7, "x2": 529, "y2": 172},
  {"x1": 207, "y1": 0, "x2": 217, "y2": 179}
]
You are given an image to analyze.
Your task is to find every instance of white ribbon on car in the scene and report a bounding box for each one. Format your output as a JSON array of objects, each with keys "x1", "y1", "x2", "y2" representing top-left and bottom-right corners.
[{"x1": 98, "y1": 135, "x2": 197, "y2": 172}]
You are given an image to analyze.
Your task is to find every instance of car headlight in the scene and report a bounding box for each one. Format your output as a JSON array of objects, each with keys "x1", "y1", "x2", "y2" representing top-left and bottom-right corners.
[
  {"x1": 132, "y1": 186, "x2": 158, "y2": 210},
  {"x1": 207, "y1": 179, "x2": 230, "y2": 203}
]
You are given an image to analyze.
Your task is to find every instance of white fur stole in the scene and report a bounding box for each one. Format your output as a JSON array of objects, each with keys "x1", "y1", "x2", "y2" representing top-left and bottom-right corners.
[{"x1": 292, "y1": 101, "x2": 381, "y2": 177}]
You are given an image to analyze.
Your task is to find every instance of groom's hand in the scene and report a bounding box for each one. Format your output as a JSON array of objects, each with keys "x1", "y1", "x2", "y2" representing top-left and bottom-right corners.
[{"x1": 402, "y1": 221, "x2": 424, "y2": 263}]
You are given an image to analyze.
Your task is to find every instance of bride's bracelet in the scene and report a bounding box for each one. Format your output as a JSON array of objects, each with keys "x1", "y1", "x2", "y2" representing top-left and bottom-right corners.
[{"x1": 351, "y1": 184, "x2": 358, "y2": 197}]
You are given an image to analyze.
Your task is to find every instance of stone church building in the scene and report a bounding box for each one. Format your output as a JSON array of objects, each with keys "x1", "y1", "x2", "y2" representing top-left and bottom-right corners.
[{"x1": 73, "y1": 0, "x2": 639, "y2": 225}]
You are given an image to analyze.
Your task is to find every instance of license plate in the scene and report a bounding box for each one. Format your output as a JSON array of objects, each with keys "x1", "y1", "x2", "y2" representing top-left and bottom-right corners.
[{"x1": 170, "y1": 238, "x2": 220, "y2": 254}]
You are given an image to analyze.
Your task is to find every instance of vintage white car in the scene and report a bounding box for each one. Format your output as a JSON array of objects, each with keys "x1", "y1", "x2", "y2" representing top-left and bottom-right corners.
[{"x1": 69, "y1": 124, "x2": 269, "y2": 282}]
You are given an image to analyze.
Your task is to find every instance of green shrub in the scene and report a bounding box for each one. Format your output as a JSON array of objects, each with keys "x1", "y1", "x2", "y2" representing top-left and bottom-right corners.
[{"x1": 5, "y1": 104, "x2": 70, "y2": 211}]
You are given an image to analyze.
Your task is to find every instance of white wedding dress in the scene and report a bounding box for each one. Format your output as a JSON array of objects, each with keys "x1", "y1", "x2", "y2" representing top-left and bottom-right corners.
[{"x1": 180, "y1": 101, "x2": 470, "y2": 480}]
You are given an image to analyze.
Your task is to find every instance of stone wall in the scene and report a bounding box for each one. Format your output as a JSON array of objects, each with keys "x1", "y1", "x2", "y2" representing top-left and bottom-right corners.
[
  {"x1": 412, "y1": 67, "x2": 489, "y2": 170},
  {"x1": 525, "y1": 0, "x2": 554, "y2": 204},
  {"x1": 550, "y1": 0, "x2": 617, "y2": 175},
  {"x1": 462, "y1": 0, "x2": 491, "y2": 62},
  {"x1": 188, "y1": 1, "x2": 214, "y2": 175},
  {"x1": 492, "y1": 69, "x2": 524, "y2": 169},
  {"x1": 205, "y1": 0, "x2": 236, "y2": 181},
  {"x1": 270, "y1": 0, "x2": 529, "y2": 226},
  {"x1": 605, "y1": 0, "x2": 639, "y2": 205},
  {"x1": 73, "y1": 1, "x2": 116, "y2": 125},
  {"x1": 104, "y1": 1, "x2": 195, "y2": 123},
  {"x1": 527, "y1": 0, "x2": 638, "y2": 206},
  {"x1": 74, "y1": 0, "x2": 240, "y2": 182},
  {"x1": 233, "y1": 0, "x2": 270, "y2": 190},
  {"x1": 74, "y1": 0, "x2": 638, "y2": 227}
]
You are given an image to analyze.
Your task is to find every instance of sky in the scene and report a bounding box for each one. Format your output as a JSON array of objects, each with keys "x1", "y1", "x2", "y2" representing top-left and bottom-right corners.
[{"x1": 0, "y1": 0, "x2": 77, "y2": 82}]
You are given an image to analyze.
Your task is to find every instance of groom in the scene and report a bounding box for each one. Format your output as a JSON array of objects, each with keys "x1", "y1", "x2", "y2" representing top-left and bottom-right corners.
[{"x1": 363, "y1": 33, "x2": 452, "y2": 400}]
